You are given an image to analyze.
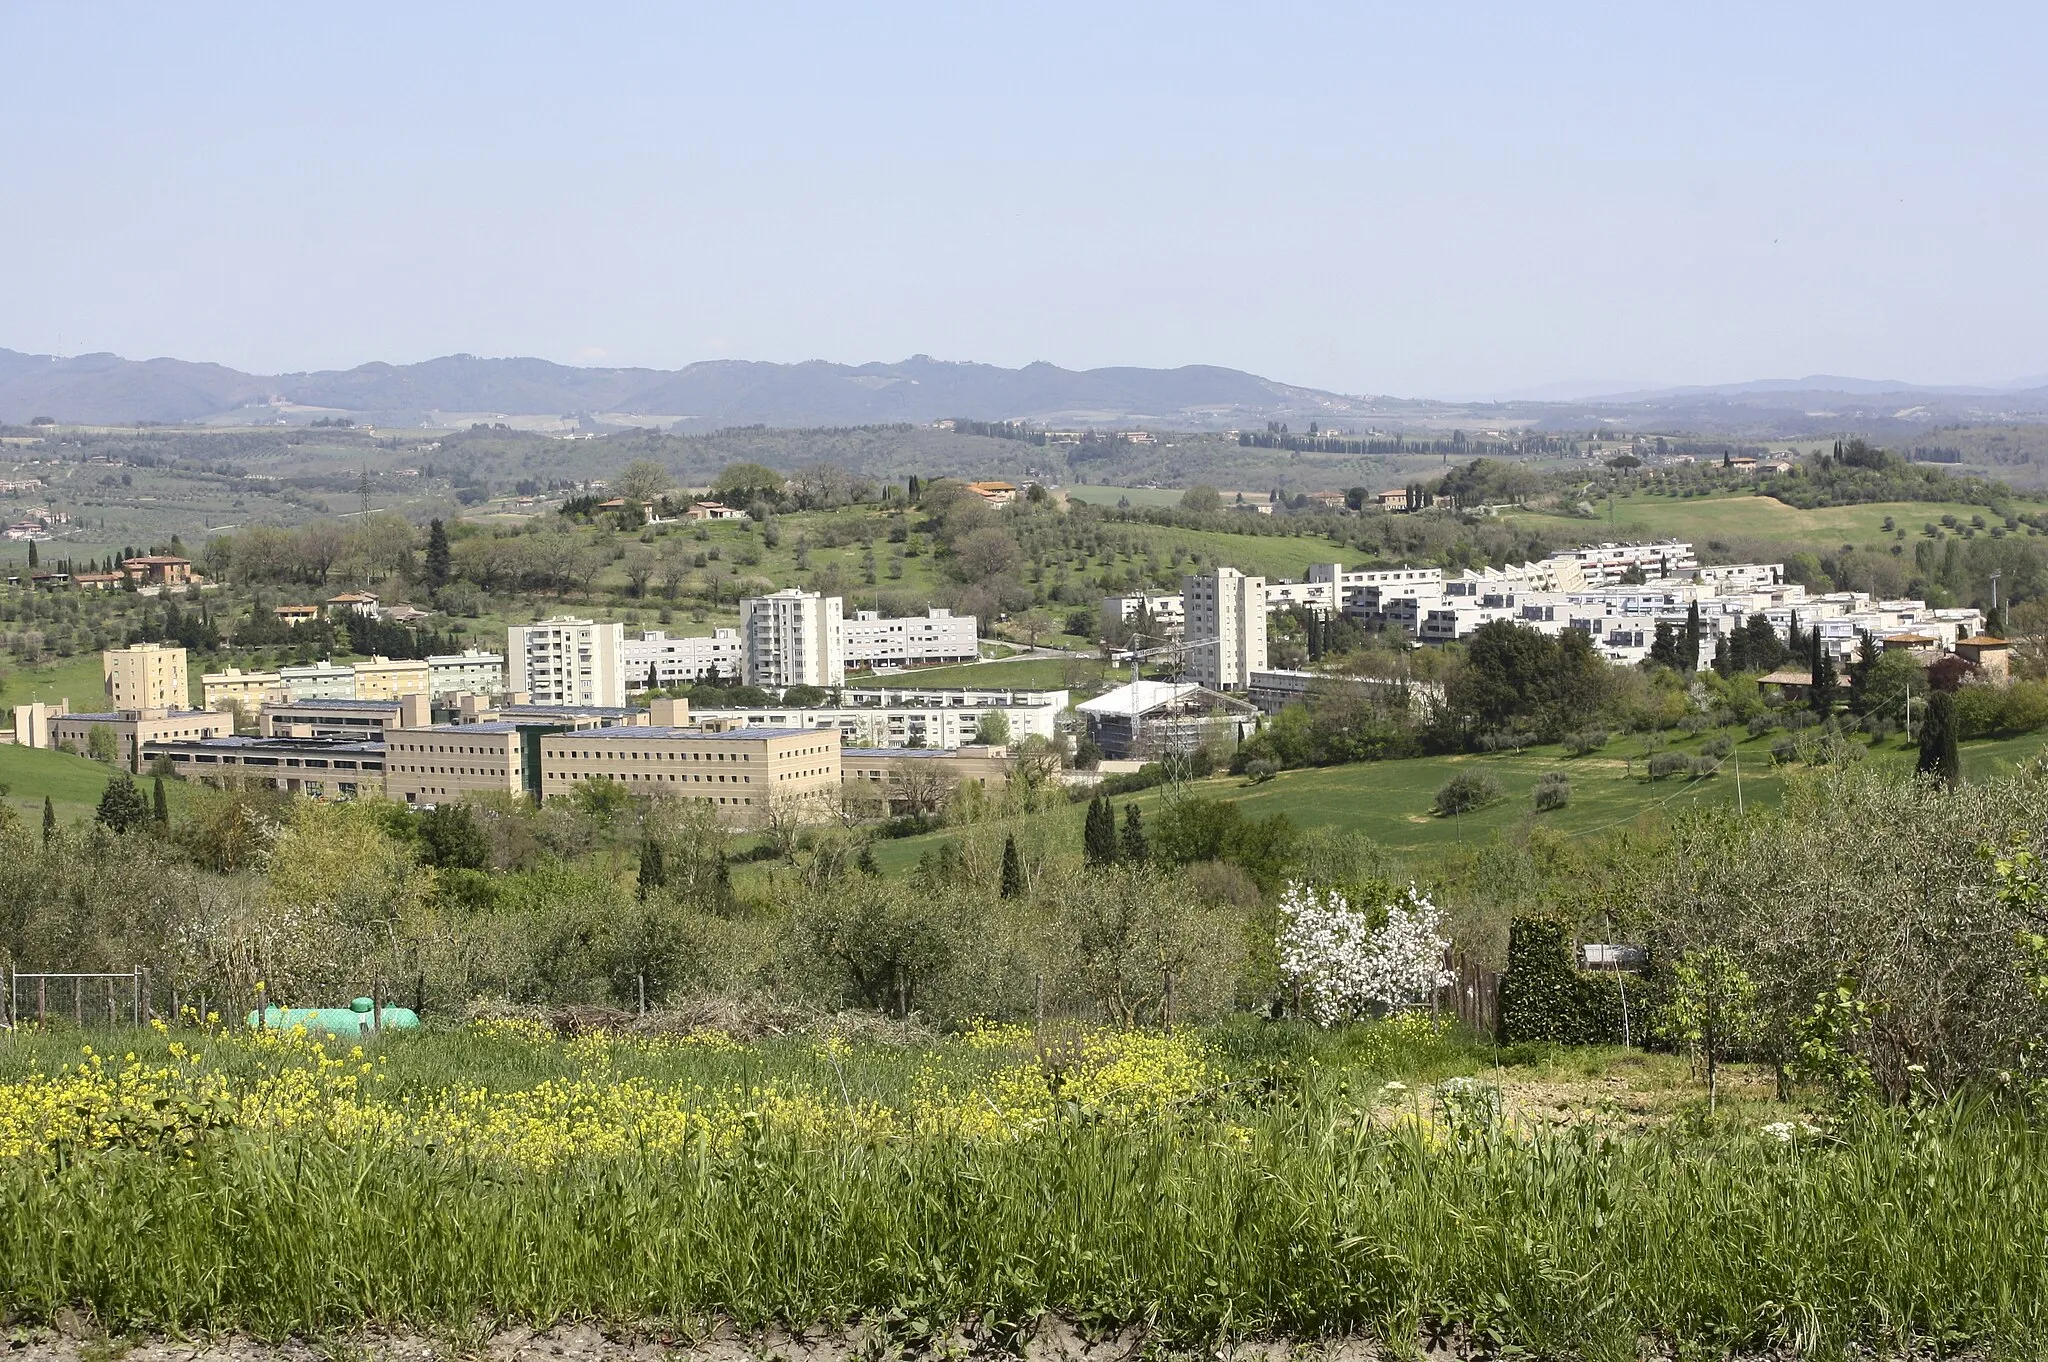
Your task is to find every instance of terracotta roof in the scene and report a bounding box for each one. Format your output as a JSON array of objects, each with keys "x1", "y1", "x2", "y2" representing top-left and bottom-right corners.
[
  {"x1": 1758, "y1": 669, "x2": 1814, "y2": 686},
  {"x1": 1957, "y1": 635, "x2": 2010, "y2": 647}
]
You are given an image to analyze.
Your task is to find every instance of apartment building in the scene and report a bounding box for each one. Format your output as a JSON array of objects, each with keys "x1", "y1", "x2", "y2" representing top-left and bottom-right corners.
[
  {"x1": 841, "y1": 746, "x2": 1015, "y2": 810},
  {"x1": 351, "y1": 656, "x2": 431, "y2": 700},
  {"x1": 740, "y1": 589, "x2": 844, "y2": 688},
  {"x1": 279, "y1": 661, "x2": 358, "y2": 701},
  {"x1": 536, "y1": 726, "x2": 840, "y2": 815},
  {"x1": 693, "y1": 689, "x2": 1062, "y2": 749},
  {"x1": 623, "y1": 628, "x2": 743, "y2": 689},
  {"x1": 841, "y1": 607, "x2": 979, "y2": 669},
  {"x1": 1183, "y1": 567, "x2": 1268, "y2": 691},
  {"x1": 201, "y1": 667, "x2": 285, "y2": 713},
  {"x1": 507, "y1": 617, "x2": 626, "y2": 707},
  {"x1": 1545, "y1": 540, "x2": 1700, "y2": 584},
  {"x1": 427, "y1": 648, "x2": 506, "y2": 698},
  {"x1": 142, "y1": 735, "x2": 385, "y2": 798},
  {"x1": 103, "y1": 642, "x2": 188, "y2": 714},
  {"x1": 1099, "y1": 593, "x2": 1186, "y2": 642}
]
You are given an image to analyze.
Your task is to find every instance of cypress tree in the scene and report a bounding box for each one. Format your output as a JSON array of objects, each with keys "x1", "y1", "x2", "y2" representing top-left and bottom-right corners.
[
  {"x1": 1918, "y1": 690, "x2": 1962, "y2": 789},
  {"x1": 152, "y1": 775, "x2": 168, "y2": 826},
  {"x1": 1083, "y1": 794, "x2": 1116, "y2": 867},
  {"x1": 425, "y1": 518, "x2": 452, "y2": 589},
  {"x1": 1120, "y1": 804, "x2": 1149, "y2": 865},
  {"x1": 26, "y1": 541, "x2": 36, "y2": 569},
  {"x1": 41, "y1": 797, "x2": 54, "y2": 844},
  {"x1": 636, "y1": 839, "x2": 666, "y2": 899},
  {"x1": 999, "y1": 834, "x2": 1023, "y2": 898},
  {"x1": 1809, "y1": 632, "x2": 1839, "y2": 715},
  {"x1": 1681, "y1": 601, "x2": 1702, "y2": 671}
]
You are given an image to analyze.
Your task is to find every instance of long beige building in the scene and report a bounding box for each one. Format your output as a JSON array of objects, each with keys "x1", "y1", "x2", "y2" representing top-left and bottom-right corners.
[
  {"x1": 386, "y1": 723, "x2": 531, "y2": 805},
  {"x1": 536, "y1": 726, "x2": 839, "y2": 815}
]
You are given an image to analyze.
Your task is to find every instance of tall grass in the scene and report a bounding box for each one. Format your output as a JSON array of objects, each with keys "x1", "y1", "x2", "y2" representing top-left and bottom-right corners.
[{"x1": 0, "y1": 1027, "x2": 2041, "y2": 1356}]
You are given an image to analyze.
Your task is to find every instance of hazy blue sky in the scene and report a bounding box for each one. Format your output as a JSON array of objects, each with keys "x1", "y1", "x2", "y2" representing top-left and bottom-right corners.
[{"x1": 3, "y1": 3, "x2": 2044, "y2": 397}]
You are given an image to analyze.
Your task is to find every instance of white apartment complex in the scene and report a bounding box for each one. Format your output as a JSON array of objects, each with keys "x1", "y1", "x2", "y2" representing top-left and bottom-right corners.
[
  {"x1": 840, "y1": 607, "x2": 979, "y2": 668},
  {"x1": 692, "y1": 686, "x2": 1067, "y2": 750},
  {"x1": 741, "y1": 589, "x2": 844, "y2": 688},
  {"x1": 427, "y1": 648, "x2": 507, "y2": 698},
  {"x1": 507, "y1": 617, "x2": 626, "y2": 707},
  {"x1": 1183, "y1": 567, "x2": 1268, "y2": 691},
  {"x1": 624, "y1": 628, "x2": 744, "y2": 689}
]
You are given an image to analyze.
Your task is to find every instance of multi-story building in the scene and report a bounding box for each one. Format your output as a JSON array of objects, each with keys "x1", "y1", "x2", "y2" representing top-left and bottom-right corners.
[
  {"x1": 1183, "y1": 567, "x2": 1267, "y2": 691},
  {"x1": 427, "y1": 648, "x2": 507, "y2": 698},
  {"x1": 1099, "y1": 593, "x2": 1186, "y2": 643},
  {"x1": 623, "y1": 628, "x2": 744, "y2": 689},
  {"x1": 841, "y1": 746, "x2": 1017, "y2": 811},
  {"x1": 740, "y1": 590, "x2": 844, "y2": 688},
  {"x1": 536, "y1": 725, "x2": 840, "y2": 816},
  {"x1": 103, "y1": 642, "x2": 188, "y2": 714},
  {"x1": 48, "y1": 707, "x2": 230, "y2": 771},
  {"x1": 142, "y1": 735, "x2": 386, "y2": 798},
  {"x1": 1543, "y1": 540, "x2": 1699, "y2": 584},
  {"x1": 259, "y1": 695, "x2": 430, "y2": 740},
  {"x1": 693, "y1": 686, "x2": 1066, "y2": 750},
  {"x1": 507, "y1": 617, "x2": 626, "y2": 707},
  {"x1": 351, "y1": 656, "x2": 431, "y2": 700},
  {"x1": 279, "y1": 661, "x2": 358, "y2": 702},
  {"x1": 840, "y1": 608, "x2": 979, "y2": 669},
  {"x1": 201, "y1": 667, "x2": 286, "y2": 714},
  {"x1": 385, "y1": 723, "x2": 532, "y2": 805}
]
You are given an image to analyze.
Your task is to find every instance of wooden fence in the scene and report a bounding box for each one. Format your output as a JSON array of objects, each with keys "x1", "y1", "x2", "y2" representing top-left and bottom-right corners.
[{"x1": 1441, "y1": 952, "x2": 1502, "y2": 1040}]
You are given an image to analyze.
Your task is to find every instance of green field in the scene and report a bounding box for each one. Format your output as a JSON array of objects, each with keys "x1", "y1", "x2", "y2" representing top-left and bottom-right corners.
[
  {"x1": 872, "y1": 728, "x2": 2048, "y2": 874},
  {"x1": 867, "y1": 655, "x2": 1110, "y2": 693},
  {"x1": 4, "y1": 653, "x2": 109, "y2": 713},
  {"x1": 0, "y1": 742, "x2": 186, "y2": 826},
  {"x1": 1504, "y1": 491, "x2": 2039, "y2": 554}
]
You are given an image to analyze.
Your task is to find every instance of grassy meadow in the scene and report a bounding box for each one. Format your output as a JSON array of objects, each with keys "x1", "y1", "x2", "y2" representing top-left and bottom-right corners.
[
  {"x1": 1502, "y1": 490, "x2": 2033, "y2": 556},
  {"x1": 0, "y1": 1017, "x2": 2039, "y2": 1355},
  {"x1": 870, "y1": 728, "x2": 2048, "y2": 874}
]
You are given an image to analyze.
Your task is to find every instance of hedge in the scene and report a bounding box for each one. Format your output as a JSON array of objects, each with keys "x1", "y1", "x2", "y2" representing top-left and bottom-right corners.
[{"x1": 1498, "y1": 916, "x2": 1638, "y2": 1045}]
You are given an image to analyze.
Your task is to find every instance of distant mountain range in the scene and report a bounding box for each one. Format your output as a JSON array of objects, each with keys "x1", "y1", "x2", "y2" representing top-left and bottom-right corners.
[{"x1": 4, "y1": 347, "x2": 2048, "y2": 437}]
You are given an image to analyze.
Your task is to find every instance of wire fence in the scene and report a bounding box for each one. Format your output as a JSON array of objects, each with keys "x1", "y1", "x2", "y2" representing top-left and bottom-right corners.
[{"x1": 7, "y1": 969, "x2": 150, "y2": 1029}]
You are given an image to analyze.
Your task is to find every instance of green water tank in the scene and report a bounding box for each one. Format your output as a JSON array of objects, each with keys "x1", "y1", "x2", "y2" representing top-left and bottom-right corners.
[{"x1": 245, "y1": 996, "x2": 421, "y2": 1033}]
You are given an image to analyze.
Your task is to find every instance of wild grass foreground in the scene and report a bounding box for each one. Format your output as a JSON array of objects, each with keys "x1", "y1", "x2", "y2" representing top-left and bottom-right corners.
[{"x1": 0, "y1": 1018, "x2": 2042, "y2": 1358}]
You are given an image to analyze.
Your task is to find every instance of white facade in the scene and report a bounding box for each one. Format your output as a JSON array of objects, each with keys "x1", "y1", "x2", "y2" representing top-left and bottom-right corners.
[
  {"x1": 1100, "y1": 593, "x2": 1186, "y2": 642},
  {"x1": 278, "y1": 660, "x2": 358, "y2": 702},
  {"x1": 1544, "y1": 540, "x2": 1699, "y2": 584},
  {"x1": 427, "y1": 649, "x2": 507, "y2": 698},
  {"x1": 695, "y1": 698, "x2": 1059, "y2": 749},
  {"x1": 740, "y1": 590, "x2": 845, "y2": 688},
  {"x1": 624, "y1": 629, "x2": 744, "y2": 689},
  {"x1": 841, "y1": 607, "x2": 979, "y2": 669},
  {"x1": 508, "y1": 617, "x2": 626, "y2": 707},
  {"x1": 1183, "y1": 566, "x2": 1267, "y2": 691}
]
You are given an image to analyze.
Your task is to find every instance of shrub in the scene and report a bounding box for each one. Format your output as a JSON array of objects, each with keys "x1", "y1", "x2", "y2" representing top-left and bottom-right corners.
[
  {"x1": 1748, "y1": 714, "x2": 1778, "y2": 737},
  {"x1": 1772, "y1": 737, "x2": 1800, "y2": 764},
  {"x1": 1689, "y1": 755, "x2": 1721, "y2": 777},
  {"x1": 1498, "y1": 917, "x2": 1629, "y2": 1045},
  {"x1": 1432, "y1": 771, "x2": 1503, "y2": 817},
  {"x1": 1700, "y1": 733, "x2": 1734, "y2": 759},
  {"x1": 1561, "y1": 729, "x2": 1610, "y2": 756},
  {"x1": 1532, "y1": 772, "x2": 1570, "y2": 811},
  {"x1": 1647, "y1": 751, "x2": 1690, "y2": 781}
]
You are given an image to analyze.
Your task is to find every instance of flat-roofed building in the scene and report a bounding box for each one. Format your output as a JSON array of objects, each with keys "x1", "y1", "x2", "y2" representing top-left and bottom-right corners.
[
  {"x1": 537, "y1": 726, "x2": 838, "y2": 817},
  {"x1": 103, "y1": 642, "x2": 189, "y2": 715},
  {"x1": 623, "y1": 628, "x2": 743, "y2": 689},
  {"x1": 840, "y1": 745, "x2": 1015, "y2": 813},
  {"x1": 841, "y1": 607, "x2": 979, "y2": 669},
  {"x1": 202, "y1": 667, "x2": 287, "y2": 714},
  {"x1": 279, "y1": 660, "x2": 357, "y2": 701},
  {"x1": 50, "y1": 708, "x2": 230, "y2": 771},
  {"x1": 259, "y1": 694, "x2": 430, "y2": 740},
  {"x1": 692, "y1": 688, "x2": 1061, "y2": 749},
  {"x1": 1184, "y1": 566, "x2": 1267, "y2": 691},
  {"x1": 740, "y1": 589, "x2": 844, "y2": 688},
  {"x1": 352, "y1": 656, "x2": 431, "y2": 700},
  {"x1": 427, "y1": 648, "x2": 507, "y2": 698},
  {"x1": 385, "y1": 723, "x2": 532, "y2": 805},
  {"x1": 508, "y1": 617, "x2": 626, "y2": 707},
  {"x1": 142, "y1": 735, "x2": 385, "y2": 798}
]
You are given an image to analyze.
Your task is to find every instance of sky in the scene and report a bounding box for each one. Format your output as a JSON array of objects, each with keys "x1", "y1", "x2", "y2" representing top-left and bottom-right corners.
[{"x1": 2, "y1": 3, "x2": 2045, "y2": 399}]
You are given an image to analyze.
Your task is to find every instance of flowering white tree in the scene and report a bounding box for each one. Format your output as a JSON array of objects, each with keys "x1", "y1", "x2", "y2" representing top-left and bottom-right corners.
[{"x1": 1276, "y1": 881, "x2": 1452, "y2": 1025}]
